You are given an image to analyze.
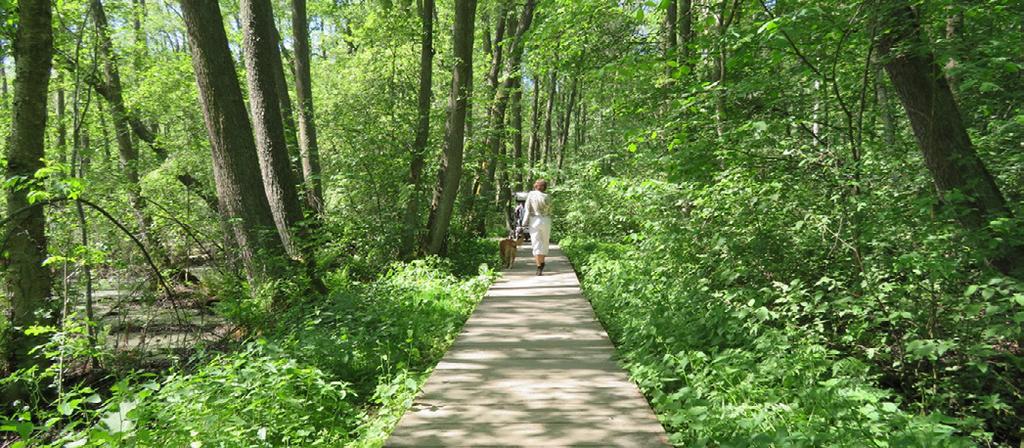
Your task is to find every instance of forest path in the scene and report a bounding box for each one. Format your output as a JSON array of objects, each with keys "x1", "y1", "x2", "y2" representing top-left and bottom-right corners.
[{"x1": 386, "y1": 245, "x2": 669, "y2": 447}]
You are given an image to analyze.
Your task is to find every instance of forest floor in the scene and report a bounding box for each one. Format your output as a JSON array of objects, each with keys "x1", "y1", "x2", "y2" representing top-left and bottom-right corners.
[
  {"x1": 0, "y1": 241, "x2": 500, "y2": 447},
  {"x1": 64, "y1": 268, "x2": 231, "y2": 363}
]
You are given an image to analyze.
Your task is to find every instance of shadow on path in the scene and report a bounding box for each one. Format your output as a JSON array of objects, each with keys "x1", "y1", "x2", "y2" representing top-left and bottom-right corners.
[{"x1": 387, "y1": 245, "x2": 669, "y2": 447}]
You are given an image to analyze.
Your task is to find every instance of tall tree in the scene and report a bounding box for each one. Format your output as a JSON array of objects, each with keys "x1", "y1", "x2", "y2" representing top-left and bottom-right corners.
[
  {"x1": 272, "y1": 28, "x2": 301, "y2": 179},
  {"x1": 65, "y1": 54, "x2": 219, "y2": 211},
  {"x1": 292, "y1": 0, "x2": 325, "y2": 215},
  {"x1": 712, "y1": 0, "x2": 741, "y2": 137},
  {"x1": 509, "y1": 74, "x2": 524, "y2": 192},
  {"x1": 132, "y1": 0, "x2": 148, "y2": 67},
  {"x1": 527, "y1": 75, "x2": 541, "y2": 181},
  {"x1": 575, "y1": 87, "x2": 586, "y2": 149},
  {"x1": 678, "y1": 0, "x2": 692, "y2": 64},
  {"x1": 475, "y1": 0, "x2": 536, "y2": 235},
  {"x1": 873, "y1": 61, "x2": 896, "y2": 147},
  {"x1": 239, "y1": 0, "x2": 305, "y2": 256},
  {"x1": 466, "y1": 4, "x2": 508, "y2": 235},
  {"x1": 555, "y1": 77, "x2": 578, "y2": 174},
  {"x1": 55, "y1": 77, "x2": 67, "y2": 164},
  {"x1": 399, "y1": 0, "x2": 436, "y2": 259},
  {"x1": 92, "y1": 0, "x2": 153, "y2": 246},
  {"x1": 874, "y1": 0, "x2": 1023, "y2": 277},
  {"x1": 425, "y1": 0, "x2": 478, "y2": 255},
  {"x1": 663, "y1": 0, "x2": 677, "y2": 66},
  {"x1": 179, "y1": 0, "x2": 288, "y2": 280},
  {"x1": 542, "y1": 70, "x2": 556, "y2": 164},
  {"x1": 4, "y1": 0, "x2": 55, "y2": 374}
]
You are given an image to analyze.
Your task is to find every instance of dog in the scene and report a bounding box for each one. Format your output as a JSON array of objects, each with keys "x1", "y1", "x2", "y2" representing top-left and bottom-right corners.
[{"x1": 499, "y1": 234, "x2": 525, "y2": 269}]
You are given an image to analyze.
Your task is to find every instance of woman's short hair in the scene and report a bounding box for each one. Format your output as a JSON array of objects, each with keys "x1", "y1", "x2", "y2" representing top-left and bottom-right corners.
[{"x1": 534, "y1": 179, "x2": 548, "y2": 191}]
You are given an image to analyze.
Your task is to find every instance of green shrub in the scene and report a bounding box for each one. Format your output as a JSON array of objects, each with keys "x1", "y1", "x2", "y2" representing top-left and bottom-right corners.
[
  {"x1": 558, "y1": 167, "x2": 1023, "y2": 445},
  {"x1": 4, "y1": 251, "x2": 495, "y2": 447}
]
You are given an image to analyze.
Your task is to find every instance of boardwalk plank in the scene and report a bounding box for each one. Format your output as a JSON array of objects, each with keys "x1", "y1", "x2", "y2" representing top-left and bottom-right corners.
[{"x1": 387, "y1": 245, "x2": 668, "y2": 447}]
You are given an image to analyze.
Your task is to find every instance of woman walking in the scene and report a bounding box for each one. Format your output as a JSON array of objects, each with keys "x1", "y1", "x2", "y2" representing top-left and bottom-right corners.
[{"x1": 521, "y1": 179, "x2": 552, "y2": 275}]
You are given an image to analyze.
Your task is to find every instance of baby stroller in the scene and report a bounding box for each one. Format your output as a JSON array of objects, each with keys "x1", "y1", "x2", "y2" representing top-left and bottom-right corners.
[{"x1": 510, "y1": 192, "x2": 530, "y2": 243}]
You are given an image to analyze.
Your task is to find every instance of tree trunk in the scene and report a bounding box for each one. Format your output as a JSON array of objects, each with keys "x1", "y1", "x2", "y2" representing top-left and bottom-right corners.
[
  {"x1": 468, "y1": 7, "x2": 509, "y2": 235},
  {"x1": 542, "y1": 71, "x2": 556, "y2": 165},
  {"x1": 663, "y1": 0, "x2": 677, "y2": 67},
  {"x1": 180, "y1": 0, "x2": 288, "y2": 280},
  {"x1": 509, "y1": 74, "x2": 524, "y2": 193},
  {"x1": 556, "y1": 77, "x2": 578, "y2": 174},
  {"x1": 575, "y1": 87, "x2": 585, "y2": 151},
  {"x1": 399, "y1": 0, "x2": 435, "y2": 259},
  {"x1": 240, "y1": 0, "x2": 305, "y2": 257},
  {"x1": 4, "y1": 0, "x2": 55, "y2": 376},
  {"x1": 712, "y1": 0, "x2": 740, "y2": 137},
  {"x1": 72, "y1": 70, "x2": 97, "y2": 350},
  {"x1": 527, "y1": 76, "x2": 541, "y2": 183},
  {"x1": 485, "y1": 5, "x2": 507, "y2": 93},
  {"x1": 475, "y1": 0, "x2": 536, "y2": 235},
  {"x1": 425, "y1": 0, "x2": 477, "y2": 255},
  {"x1": 93, "y1": 0, "x2": 153, "y2": 247},
  {"x1": 875, "y1": 1, "x2": 1023, "y2": 277},
  {"x1": 292, "y1": 0, "x2": 325, "y2": 216},
  {"x1": 272, "y1": 28, "x2": 302, "y2": 182},
  {"x1": 133, "y1": 0, "x2": 148, "y2": 67},
  {"x1": 98, "y1": 100, "x2": 111, "y2": 166},
  {"x1": 679, "y1": 0, "x2": 692, "y2": 64},
  {"x1": 56, "y1": 78, "x2": 67, "y2": 164}
]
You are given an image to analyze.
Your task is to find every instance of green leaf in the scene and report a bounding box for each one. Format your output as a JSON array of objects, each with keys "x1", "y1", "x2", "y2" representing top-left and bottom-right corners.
[
  {"x1": 26, "y1": 190, "x2": 50, "y2": 204},
  {"x1": 758, "y1": 20, "x2": 779, "y2": 35},
  {"x1": 23, "y1": 325, "x2": 56, "y2": 336},
  {"x1": 979, "y1": 82, "x2": 1002, "y2": 93},
  {"x1": 101, "y1": 401, "x2": 138, "y2": 434}
]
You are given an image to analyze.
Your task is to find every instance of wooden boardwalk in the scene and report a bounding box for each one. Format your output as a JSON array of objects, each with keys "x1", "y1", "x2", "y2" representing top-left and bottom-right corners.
[{"x1": 387, "y1": 245, "x2": 669, "y2": 447}]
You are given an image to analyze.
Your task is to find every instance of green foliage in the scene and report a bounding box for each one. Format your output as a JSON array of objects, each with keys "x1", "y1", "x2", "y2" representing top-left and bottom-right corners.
[
  {"x1": 560, "y1": 164, "x2": 1023, "y2": 445},
  {"x1": 74, "y1": 344, "x2": 357, "y2": 447},
  {"x1": 2, "y1": 256, "x2": 494, "y2": 447},
  {"x1": 545, "y1": 0, "x2": 1024, "y2": 442},
  {"x1": 4, "y1": 0, "x2": 1023, "y2": 444}
]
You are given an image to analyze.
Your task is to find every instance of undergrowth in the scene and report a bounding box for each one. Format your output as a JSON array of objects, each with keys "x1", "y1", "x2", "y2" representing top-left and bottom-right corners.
[
  {"x1": 558, "y1": 169, "x2": 1023, "y2": 447},
  {"x1": 2, "y1": 247, "x2": 495, "y2": 447}
]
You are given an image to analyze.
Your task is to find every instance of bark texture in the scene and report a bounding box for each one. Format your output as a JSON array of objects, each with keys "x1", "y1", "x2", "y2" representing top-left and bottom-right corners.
[
  {"x1": 509, "y1": 74, "x2": 524, "y2": 193},
  {"x1": 556, "y1": 78, "x2": 578, "y2": 174},
  {"x1": 679, "y1": 0, "x2": 692, "y2": 64},
  {"x1": 180, "y1": 0, "x2": 288, "y2": 280},
  {"x1": 875, "y1": 1, "x2": 1022, "y2": 277},
  {"x1": 527, "y1": 76, "x2": 541, "y2": 180},
  {"x1": 663, "y1": 0, "x2": 677, "y2": 64},
  {"x1": 399, "y1": 0, "x2": 435, "y2": 258},
  {"x1": 475, "y1": 0, "x2": 536, "y2": 235},
  {"x1": 425, "y1": 0, "x2": 478, "y2": 255},
  {"x1": 272, "y1": 28, "x2": 301, "y2": 180},
  {"x1": 292, "y1": 0, "x2": 325, "y2": 215},
  {"x1": 4, "y1": 0, "x2": 55, "y2": 374},
  {"x1": 240, "y1": 0, "x2": 305, "y2": 256},
  {"x1": 542, "y1": 71, "x2": 556, "y2": 164}
]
